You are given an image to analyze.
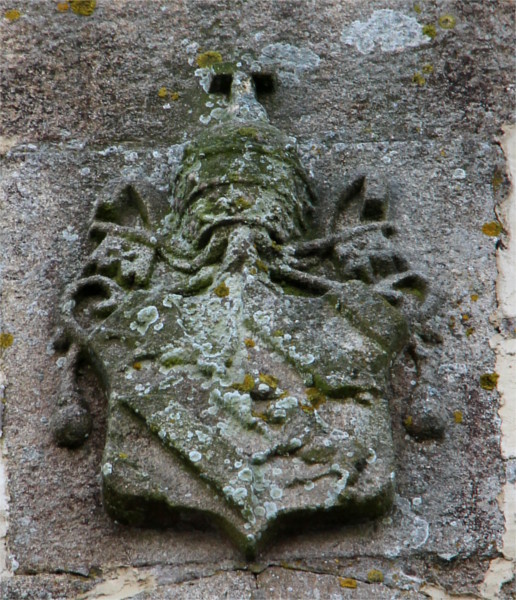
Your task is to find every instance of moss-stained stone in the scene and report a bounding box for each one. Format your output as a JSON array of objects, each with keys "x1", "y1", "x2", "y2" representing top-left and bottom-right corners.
[{"x1": 54, "y1": 71, "x2": 417, "y2": 557}]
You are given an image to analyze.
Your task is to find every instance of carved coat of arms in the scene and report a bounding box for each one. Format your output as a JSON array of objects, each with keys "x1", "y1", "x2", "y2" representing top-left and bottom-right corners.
[{"x1": 53, "y1": 70, "x2": 425, "y2": 557}]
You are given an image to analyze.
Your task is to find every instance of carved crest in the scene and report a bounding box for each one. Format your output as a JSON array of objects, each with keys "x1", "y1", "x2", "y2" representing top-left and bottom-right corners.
[{"x1": 53, "y1": 70, "x2": 426, "y2": 557}]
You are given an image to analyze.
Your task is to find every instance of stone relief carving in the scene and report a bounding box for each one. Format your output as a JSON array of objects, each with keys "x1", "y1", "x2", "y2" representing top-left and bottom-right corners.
[{"x1": 52, "y1": 70, "x2": 428, "y2": 557}]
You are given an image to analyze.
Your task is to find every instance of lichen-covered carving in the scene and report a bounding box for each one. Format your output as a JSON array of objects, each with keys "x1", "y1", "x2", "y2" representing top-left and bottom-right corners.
[{"x1": 53, "y1": 70, "x2": 426, "y2": 557}]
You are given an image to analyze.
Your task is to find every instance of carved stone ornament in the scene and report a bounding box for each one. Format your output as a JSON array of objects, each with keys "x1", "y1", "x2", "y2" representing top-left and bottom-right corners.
[{"x1": 53, "y1": 70, "x2": 427, "y2": 557}]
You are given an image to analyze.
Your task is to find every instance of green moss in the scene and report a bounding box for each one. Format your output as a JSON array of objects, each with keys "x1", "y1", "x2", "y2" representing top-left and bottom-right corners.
[
  {"x1": 256, "y1": 259, "x2": 269, "y2": 273},
  {"x1": 480, "y1": 372, "x2": 499, "y2": 391},
  {"x1": 196, "y1": 51, "x2": 223, "y2": 68},
  {"x1": 259, "y1": 373, "x2": 278, "y2": 389},
  {"x1": 422, "y1": 24, "x2": 437, "y2": 39},
  {"x1": 235, "y1": 196, "x2": 253, "y2": 210},
  {"x1": 232, "y1": 374, "x2": 255, "y2": 393},
  {"x1": 413, "y1": 3, "x2": 421, "y2": 14},
  {"x1": 237, "y1": 126, "x2": 260, "y2": 140},
  {"x1": 301, "y1": 445, "x2": 335, "y2": 464},
  {"x1": 396, "y1": 286, "x2": 426, "y2": 300},
  {"x1": 305, "y1": 387, "x2": 326, "y2": 409},
  {"x1": 161, "y1": 354, "x2": 184, "y2": 368}
]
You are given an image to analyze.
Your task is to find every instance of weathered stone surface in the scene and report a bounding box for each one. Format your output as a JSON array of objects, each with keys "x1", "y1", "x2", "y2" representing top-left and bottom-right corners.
[
  {"x1": 1, "y1": 0, "x2": 514, "y2": 596},
  {"x1": 53, "y1": 71, "x2": 418, "y2": 556}
]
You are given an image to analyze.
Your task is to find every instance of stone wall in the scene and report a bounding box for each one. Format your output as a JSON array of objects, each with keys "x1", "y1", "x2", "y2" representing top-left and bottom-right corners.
[{"x1": 0, "y1": 1, "x2": 514, "y2": 598}]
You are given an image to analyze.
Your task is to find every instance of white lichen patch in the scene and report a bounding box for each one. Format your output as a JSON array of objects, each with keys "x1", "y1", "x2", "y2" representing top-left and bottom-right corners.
[
  {"x1": 61, "y1": 226, "x2": 79, "y2": 242},
  {"x1": 189, "y1": 450, "x2": 202, "y2": 463},
  {"x1": 341, "y1": 9, "x2": 430, "y2": 55},
  {"x1": 130, "y1": 306, "x2": 159, "y2": 335},
  {"x1": 257, "y1": 43, "x2": 321, "y2": 86},
  {"x1": 269, "y1": 485, "x2": 283, "y2": 500}
]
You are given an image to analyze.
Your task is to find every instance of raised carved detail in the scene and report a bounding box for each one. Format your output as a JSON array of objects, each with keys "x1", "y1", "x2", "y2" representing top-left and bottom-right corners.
[{"x1": 53, "y1": 70, "x2": 426, "y2": 557}]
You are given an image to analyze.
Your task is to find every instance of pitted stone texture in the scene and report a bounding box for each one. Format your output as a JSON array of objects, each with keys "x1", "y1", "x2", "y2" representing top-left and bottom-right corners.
[
  {"x1": 55, "y1": 76, "x2": 411, "y2": 556},
  {"x1": 1, "y1": 0, "x2": 513, "y2": 595}
]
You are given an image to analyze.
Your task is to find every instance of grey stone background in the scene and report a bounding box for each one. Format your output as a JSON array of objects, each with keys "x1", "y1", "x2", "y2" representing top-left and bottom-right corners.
[{"x1": 0, "y1": 1, "x2": 514, "y2": 597}]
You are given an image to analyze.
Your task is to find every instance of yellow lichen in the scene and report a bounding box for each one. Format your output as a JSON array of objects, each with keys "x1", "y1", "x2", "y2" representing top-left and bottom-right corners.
[
  {"x1": 471, "y1": 293, "x2": 479, "y2": 302},
  {"x1": 339, "y1": 577, "x2": 357, "y2": 589},
  {"x1": 422, "y1": 64, "x2": 434, "y2": 74},
  {"x1": 367, "y1": 569, "x2": 384, "y2": 583},
  {"x1": 413, "y1": 3, "x2": 422, "y2": 14},
  {"x1": 70, "y1": 0, "x2": 96, "y2": 16},
  {"x1": 158, "y1": 87, "x2": 180, "y2": 101},
  {"x1": 461, "y1": 313, "x2": 470, "y2": 322},
  {"x1": 412, "y1": 72, "x2": 426, "y2": 86},
  {"x1": 404, "y1": 415, "x2": 413, "y2": 427},
  {"x1": 480, "y1": 372, "x2": 499, "y2": 391},
  {"x1": 466, "y1": 327, "x2": 475, "y2": 337},
  {"x1": 118, "y1": 452, "x2": 128, "y2": 459},
  {"x1": 249, "y1": 267, "x2": 258, "y2": 275},
  {"x1": 259, "y1": 373, "x2": 279, "y2": 389},
  {"x1": 422, "y1": 24, "x2": 437, "y2": 39},
  {"x1": 232, "y1": 374, "x2": 255, "y2": 393},
  {"x1": 0, "y1": 333, "x2": 14, "y2": 349},
  {"x1": 440, "y1": 148, "x2": 447, "y2": 158},
  {"x1": 214, "y1": 281, "x2": 230, "y2": 298},
  {"x1": 481, "y1": 221, "x2": 503, "y2": 236},
  {"x1": 244, "y1": 338, "x2": 255, "y2": 348},
  {"x1": 438, "y1": 14, "x2": 456, "y2": 29},
  {"x1": 4, "y1": 9, "x2": 21, "y2": 21},
  {"x1": 57, "y1": 2, "x2": 69, "y2": 11},
  {"x1": 454, "y1": 410, "x2": 463, "y2": 424},
  {"x1": 133, "y1": 362, "x2": 142, "y2": 370},
  {"x1": 196, "y1": 51, "x2": 223, "y2": 68}
]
